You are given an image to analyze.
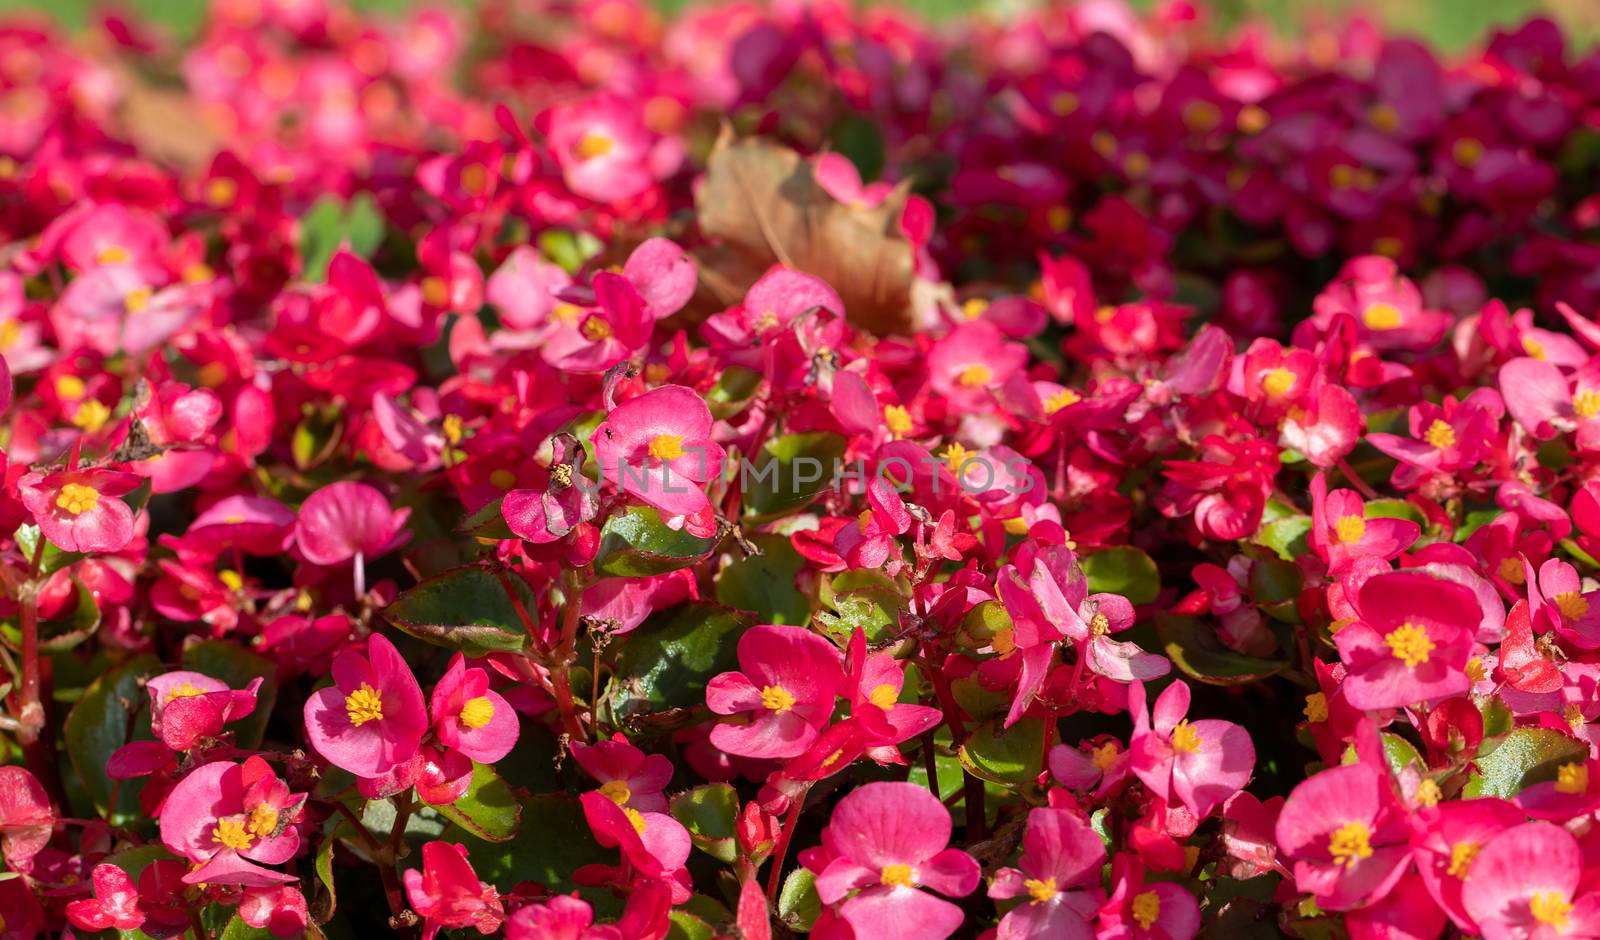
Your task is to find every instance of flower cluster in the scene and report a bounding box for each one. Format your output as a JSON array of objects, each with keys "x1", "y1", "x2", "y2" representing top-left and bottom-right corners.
[{"x1": 0, "y1": 0, "x2": 1597, "y2": 938}]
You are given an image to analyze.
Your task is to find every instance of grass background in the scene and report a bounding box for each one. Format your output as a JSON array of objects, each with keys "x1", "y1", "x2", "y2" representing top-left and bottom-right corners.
[{"x1": 0, "y1": 0, "x2": 1594, "y2": 53}]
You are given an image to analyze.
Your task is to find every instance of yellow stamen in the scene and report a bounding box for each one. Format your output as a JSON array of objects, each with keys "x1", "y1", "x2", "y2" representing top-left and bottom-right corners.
[
  {"x1": 1089, "y1": 612, "x2": 1111, "y2": 636},
  {"x1": 1574, "y1": 389, "x2": 1600, "y2": 420},
  {"x1": 55, "y1": 374, "x2": 86, "y2": 399},
  {"x1": 124, "y1": 286, "x2": 152, "y2": 314},
  {"x1": 1261, "y1": 367, "x2": 1296, "y2": 399},
  {"x1": 247, "y1": 803, "x2": 279, "y2": 838},
  {"x1": 879, "y1": 863, "x2": 915, "y2": 888},
  {"x1": 623, "y1": 806, "x2": 647, "y2": 834},
  {"x1": 1524, "y1": 336, "x2": 1547, "y2": 360},
  {"x1": 1531, "y1": 891, "x2": 1573, "y2": 931},
  {"x1": 941, "y1": 442, "x2": 972, "y2": 475},
  {"x1": 1556, "y1": 762, "x2": 1588, "y2": 795},
  {"x1": 1091, "y1": 742, "x2": 1120, "y2": 770},
  {"x1": 165, "y1": 683, "x2": 207, "y2": 702},
  {"x1": 96, "y1": 245, "x2": 130, "y2": 265},
  {"x1": 460, "y1": 163, "x2": 489, "y2": 195},
  {"x1": 1050, "y1": 92, "x2": 1078, "y2": 116},
  {"x1": 206, "y1": 177, "x2": 237, "y2": 207},
  {"x1": 1423, "y1": 419, "x2": 1456, "y2": 449},
  {"x1": 1555, "y1": 591, "x2": 1591, "y2": 622},
  {"x1": 72, "y1": 399, "x2": 110, "y2": 432},
  {"x1": 648, "y1": 434, "x2": 685, "y2": 461},
  {"x1": 581, "y1": 317, "x2": 613, "y2": 341},
  {"x1": 599, "y1": 779, "x2": 632, "y2": 806},
  {"x1": 56, "y1": 482, "x2": 100, "y2": 515},
  {"x1": 344, "y1": 683, "x2": 384, "y2": 726},
  {"x1": 1385, "y1": 623, "x2": 1435, "y2": 668},
  {"x1": 856, "y1": 509, "x2": 875, "y2": 534},
  {"x1": 459, "y1": 696, "x2": 496, "y2": 729},
  {"x1": 1368, "y1": 103, "x2": 1399, "y2": 133},
  {"x1": 1334, "y1": 515, "x2": 1366, "y2": 544},
  {"x1": 421, "y1": 276, "x2": 449, "y2": 307},
  {"x1": 1447, "y1": 841, "x2": 1479, "y2": 878},
  {"x1": 1567, "y1": 703, "x2": 1587, "y2": 730},
  {"x1": 0, "y1": 319, "x2": 19, "y2": 349},
  {"x1": 956, "y1": 364, "x2": 992, "y2": 387},
  {"x1": 867, "y1": 684, "x2": 898, "y2": 709},
  {"x1": 212, "y1": 817, "x2": 255, "y2": 850},
  {"x1": 1238, "y1": 105, "x2": 1269, "y2": 134},
  {"x1": 884, "y1": 405, "x2": 913, "y2": 438},
  {"x1": 961, "y1": 298, "x2": 989, "y2": 320},
  {"x1": 1452, "y1": 138, "x2": 1484, "y2": 167},
  {"x1": 574, "y1": 133, "x2": 614, "y2": 160},
  {"x1": 1362, "y1": 302, "x2": 1403, "y2": 330},
  {"x1": 1025, "y1": 877, "x2": 1057, "y2": 903},
  {"x1": 1328, "y1": 821, "x2": 1373, "y2": 868},
  {"x1": 1466, "y1": 657, "x2": 1488, "y2": 684},
  {"x1": 760, "y1": 685, "x2": 796, "y2": 713},
  {"x1": 1304, "y1": 693, "x2": 1328, "y2": 724},
  {"x1": 489, "y1": 468, "x2": 517, "y2": 490},
  {"x1": 1044, "y1": 388, "x2": 1081, "y2": 413},
  {"x1": 1170, "y1": 720, "x2": 1202, "y2": 753},
  {"x1": 1131, "y1": 890, "x2": 1161, "y2": 930},
  {"x1": 1414, "y1": 778, "x2": 1442, "y2": 807},
  {"x1": 1499, "y1": 558, "x2": 1526, "y2": 584}
]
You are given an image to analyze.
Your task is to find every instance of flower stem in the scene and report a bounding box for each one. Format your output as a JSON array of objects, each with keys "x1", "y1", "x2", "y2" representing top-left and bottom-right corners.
[{"x1": 765, "y1": 785, "x2": 809, "y2": 906}]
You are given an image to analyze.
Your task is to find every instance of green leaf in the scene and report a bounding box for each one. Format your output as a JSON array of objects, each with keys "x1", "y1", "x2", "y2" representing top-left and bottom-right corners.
[
  {"x1": 707, "y1": 366, "x2": 763, "y2": 421},
  {"x1": 816, "y1": 569, "x2": 904, "y2": 644},
  {"x1": 311, "y1": 834, "x2": 338, "y2": 925},
  {"x1": 1248, "y1": 558, "x2": 1302, "y2": 605},
  {"x1": 64, "y1": 654, "x2": 162, "y2": 826},
  {"x1": 182, "y1": 639, "x2": 278, "y2": 749},
  {"x1": 1364, "y1": 499, "x2": 1423, "y2": 523},
  {"x1": 12, "y1": 523, "x2": 85, "y2": 576},
  {"x1": 1464, "y1": 728, "x2": 1590, "y2": 799},
  {"x1": 538, "y1": 229, "x2": 603, "y2": 274},
  {"x1": 958, "y1": 599, "x2": 1012, "y2": 650},
  {"x1": 958, "y1": 717, "x2": 1045, "y2": 788},
  {"x1": 594, "y1": 504, "x2": 716, "y2": 579},
  {"x1": 744, "y1": 432, "x2": 847, "y2": 517},
  {"x1": 344, "y1": 192, "x2": 385, "y2": 258},
  {"x1": 1156, "y1": 613, "x2": 1287, "y2": 686},
  {"x1": 292, "y1": 404, "x2": 344, "y2": 470},
  {"x1": 2, "y1": 576, "x2": 101, "y2": 654},
  {"x1": 1081, "y1": 546, "x2": 1160, "y2": 604},
  {"x1": 1256, "y1": 515, "x2": 1313, "y2": 562},
  {"x1": 382, "y1": 565, "x2": 531, "y2": 656},
  {"x1": 298, "y1": 194, "x2": 387, "y2": 282},
  {"x1": 433, "y1": 761, "x2": 522, "y2": 842},
  {"x1": 605, "y1": 602, "x2": 753, "y2": 722},
  {"x1": 717, "y1": 534, "x2": 809, "y2": 625},
  {"x1": 460, "y1": 497, "x2": 515, "y2": 541},
  {"x1": 667, "y1": 911, "x2": 716, "y2": 940},
  {"x1": 220, "y1": 915, "x2": 275, "y2": 940},
  {"x1": 1380, "y1": 733, "x2": 1424, "y2": 777},
  {"x1": 446, "y1": 794, "x2": 616, "y2": 912},
  {"x1": 669, "y1": 783, "x2": 739, "y2": 863},
  {"x1": 778, "y1": 867, "x2": 822, "y2": 932}
]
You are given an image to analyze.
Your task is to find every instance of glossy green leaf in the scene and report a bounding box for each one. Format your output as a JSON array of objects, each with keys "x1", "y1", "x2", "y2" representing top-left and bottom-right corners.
[
  {"x1": 715, "y1": 534, "x2": 810, "y2": 625},
  {"x1": 1081, "y1": 546, "x2": 1160, "y2": 605},
  {"x1": 594, "y1": 504, "x2": 716, "y2": 579},
  {"x1": 778, "y1": 867, "x2": 822, "y2": 932},
  {"x1": 669, "y1": 783, "x2": 739, "y2": 863},
  {"x1": 744, "y1": 432, "x2": 847, "y2": 516},
  {"x1": 11, "y1": 523, "x2": 85, "y2": 576},
  {"x1": 1156, "y1": 613, "x2": 1287, "y2": 686},
  {"x1": 382, "y1": 565, "x2": 531, "y2": 656},
  {"x1": 434, "y1": 761, "x2": 522, "y2": 842},
  {"x1": 605, "y1": 602, "x2": 753, "y2": 722},
  {"x1": 460, "y1": 497, "x2": 515, "y2": 541},
  {"x1": 707, "y1": 366, "x2": 763, "y2": 421},
  {"x1": 958, "y1": 717, "x2": 1045, "y2": 788},
  {"x1": 64, "y1": 654, "x2": 162, "y2": 826},
  {"x1": 1464, "y1": 727, "x2": 1590, "y2": 799},
  {"x1": 312, "y1": 834, "x2": 338, "y2": 924},
  {"x1": 1256, "y1": 515, "x2": 1313, "y2": 562}
]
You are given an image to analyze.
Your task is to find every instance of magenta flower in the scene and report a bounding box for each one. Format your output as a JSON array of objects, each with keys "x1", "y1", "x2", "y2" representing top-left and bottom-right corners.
[
  {"x1": 1097, "y1": 852, "x2": 1201, "y2": 940},
  {"x1": 988, "y1": 807, "x2": 1107, "y2": 940},
  {"x1": 294, "y1": 480, "x2": 412, "y2": 570},
  {"x1": 572, "y1": 733, "x2": 674, "y2": 814},
  {"x1": 1333, "y1": 570, "x2": 1478, "y2": 710},
  {"x1": 1128, "y1": 680, "x2": 1254, "y2": 819},
  {"x1": 238, "y1": 885, "x2": 310, "y2": 938},
  {"x1": 622, "y1": 238, "x2": 697, "y2": 320},
  {"x1": 546, "y1": 94, "x2": 674, "y2": 204},
  {"x1": 158, "y1": 756, "x2": 306, "y2": 886},
  {"x1": 506, "y1": 895, "x2": 619, "y2": 940},
  {"x1": 0, "y1": 766, "x2": 54, "y2": 871},
  {"x1": 1463, "y1": 821, "x2": 1600, "y2": 940},
  {"x1": 1524, "y1": 557, "x2": 1600, "y2": 649},
  {"x1": 430, "y1": 653, "x2": 519, "y2": 764},
  {"x1": 402, "y1": 841, "x2": 505, "y2": 940},
  {"x1": 843, "y1": 629, "x2": 942, "y2": 762},
  {"x1": 144, "y1": 670, "x2": 262, "y2": 751},
  {"x1": 1276, "y1": 762, "x2": 1409, "y2": 911},
  {"x1": 833, "y1": 479, "x2": 913, "y2": 570},
  {"x1": 17, "y1": 465, "x2": 142, "y2": 553},
  {"x1": 1366, "y1": 388, "x2": 1504, "y2": 488},
  {"x1": 1410, "y1": 797, "x2": 1524, "y2": 931},
  {"x1": 815, "y1": 781, "x2": 980, "y2": 940},
  {"x1": 705, "y1": 624, "x2": 843, "y2": 759},
  {"x1": 927, "y1": 321, "x2": 1027, "y2": 409},
  {"x1": 579, "y1": 789, "x2": 691, "y2": 878},
  {"x1": 303, "y1": 633, "x2": 428, "y2": 778},
  {"x1": 65, "y1": 863, "x2": 145, "y2": 932},
  {"x1": 1500, "y1": 356, "x2": 1600, "y2": 449},
  {"x1": 1309, "y1": 255, "x2": 1452, "y2": 352},
  {"x1": 813, "y1": 152, "x2": 893, "y2": 208},
  {"x1": 592, "y1": 384, "x2": 725, "y2": 527},
  {"x1": 1308, "y1": 472, "x2": 1420, "y2": 574}
]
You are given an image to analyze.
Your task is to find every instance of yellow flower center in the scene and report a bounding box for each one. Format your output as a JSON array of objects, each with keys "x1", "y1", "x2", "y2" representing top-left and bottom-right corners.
[
  {"x1": 1466, "y1": 656, "x2": 1488, "y2": 684},
  {"x1": 166, "y1": 683, "x2": 207, "y2": 702},
  {"x1": 0, "y1": 319, "x2": 19, "y2": 349},
  {"x1": 1304, "y1": 693, "x2": 1329, "y2": 724},
  {"x1": 212, "y1": 817, "x2": 255, "y2": 850},
  {"x1": 460, "y1": 163, "x2": 489, "y2": 195},
  {"x1": 760, "y1": 685, "x2": 796, "y2": 713},
  {"x1": 879, "y1": 863, "x2": 915, "y2": 888},
  {"x1": 490, "y1": 468, "x2": 517, "y2": 490},
  {"x1": 1131, "y1": 890, "x2": 1161, "y2": 930},
  {"x1": 884, "y1": 405, "x2": 913, "y2": 437},
  {"x1": 1453, "y1": 137, "x2": 1484, "y2": 167},
  {"x1": 1531, "y1": 890, "x2": 1573, "y2": 931},
  {"x1": 1567, "y1": 703, "x2": 1587, "y2": 730},
  {"x1": 956, "y1": 364, "x2": 993, "y2": 387},
  {"x1": 344, "y1": 683, "x2": 384, "y2": 726},
  {"x1": 1556, "y1": 762, "x2": 1588, "y2": 795},
  {"x1": 1025, "y1": 877, "x2": 1057, "y2": 903},
  {"x1": 1328, "y1": 821, "x2": 1374, "y2": 868},
  {"x1": 219, "y1": 569, "x2": 243, "y2": 591},
  {"x1": 648, "y1": 434, "x2": 685, "y2": 461},
  {"x1": 421, "y1": 276, "x2": 450, "y2": 307},
  {"x1": 1170, "y1": 719, "x2": 1202, "y2": 753},
  {"x1": 124, "y1": 286, "x2": 152, "y2": 314},
  {"x1": 574, "y1": 133, "x2": 615, "y2": 160},
  {"x1": 941, "y1": 442, "x2": 972, "y2": 475},
  {"x1": 72, "y1": 399, "x2": 111, "y2": 432},
  {"x1": 1122, "y1": 152, "x2": 1151, "y2": 179},
  {"x1": 1362, "y1": 302, "x2": 1402, "y2": 330},
  {"x1": 1447, "y1": 840, "x2": 1480, "y2": 878},
  {"x1": 1334, "y1": 515, "x2": 1366, "y2": 544},
  {"x1": 1368, "y1": 102, "x2": 1400, "y2": 132},
  {"x1": 961, "y1": 298, "x2": 989, "y2": 320},
  {"x1": 459, "y1": 695, "x2": 496, "y2": 729},
  {"x1": 247, "y1": 803, "x2": 279, "y2": 838},
  {"x1": 599, "y1": 779, "x2": 632, "y2": 806},
  {"x1": 1044, "y1": 388, "x2": 1081, "y2": 414},
  {"x1": 1555, "y1": 591, "x2": 1591, "y2": 622},
  {"x1": 1051, "y1": 92, "x2": 1079, "y2": 116},
  {"x1": 1385, "y1": 622, "x2": 1434, "y2": 668},
  {"x1": 206, "y1": 177, "x2": 237, "y2": 207},
  {"x1": 1423, "y1": 419, "x2": 1456, "y2": 449},
  {"x1": 1261, "y1": 367, "x2": 1296, "y2": 399},
  {"x1": 1091, "y1": 742, "x2": 1120, "y2": 770},
  {"x1": 1415, "y1": 778, "x2": 1442, "y2": 807},
  {"x1": 97, "y1": 245, "x2": 130, "y2": 265},
  {"x1": 581, "y1": 317, "x2": 613, "y2": 341},
  {"x1": 624, "y1": 807, "x2": 647, "y2": 834},
  {"x1": 55, "y1": 374, "x2": 86, "y2": 399},
  {"x1": 551, "y1": 302, "x2": 581, "y2": 326},
  {"x1": 1574, "y1": 389, "x2": 1600, "y2": 420},
  {"x1": 1499, "y1": 557, "x2": 1526, "y2": 584},
  {"x1": 1089, "y1": 612, "x2": 1111, "y2": 636},
  {"x1": 867, "y1": 684, "x2": 898, "y2": 709},
  {"x1": 1184, "y1": 99, "x2": 1221, "y2": 132},
  {"x1": 56, "y1": 482, "x2": 100, "y2": 515},
  {"x1": 1524, "y1": 336, "x2": 1548, "y2": 360}
]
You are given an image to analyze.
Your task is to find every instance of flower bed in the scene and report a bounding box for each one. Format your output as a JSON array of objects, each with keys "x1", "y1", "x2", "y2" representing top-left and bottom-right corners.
[{"x1": 1, "y1": 1, "x2": 1600, "y2": 938}]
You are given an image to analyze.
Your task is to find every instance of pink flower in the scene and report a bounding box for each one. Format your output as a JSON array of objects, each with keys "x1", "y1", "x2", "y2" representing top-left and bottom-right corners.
[
  {"x1": 843, "y1": 629, "x2": 942, "y2": 762},
  {"x1": 65, "y1": 863, "x2": 145, "y2": 932},
  {"x1": 402, "y1": 841, "x2": 505, "y2": 940},
  {"x1": 833, "y1": 479, "x2": 913, "y2": 570},
  {"x1": 579, "y1": 789, "x2": 692, "y2": 878},
  {"x1": 1309, "y1": 472, "x2": 1420, "y2": 574},
  {"x1": 540, "y1": 272, "x2": 653, "y2": 373},
  {"x1": 144, "y1": 670, "x2": 263, "y2": 752},
  {"x1": 1410, "y1": 797, "x2": 1524, "y2": 931},
  {"x1": 988, "y1": 807, "x2": 1107, "y2": 940},
  {"x1": 1333, "y1": 570, "x2": 1478, "y2": 710},
  {"x1": 622, "y1": 238, "x2": 697, "y2": 320},
  {"x1": 303, "y1": 633, "x2": 428, "y2": 778},
  {"x1": 294, "y1": 480, "x2": 412, "y2": 567},
  {"x1": 1098, "y1": 852, "x2": 1201, "y2": 940},
  {"x1": 1276, "y1": 762, "x2": 1409, "y2": 911},
  {"x1": 813, "y1": 152, "x2": 893, "y2": 208},
  {"x1": 1128, "y1": 680, "x2": 1254, "y2": 819},
  {"x1": 592, "y1": 384, "x2": 726, "y2": 528},
  {"x1": 17, "y1": 465, "x2": 142, "y2": 553},
  {"x1": 0, "y1": 766, "x2": 54, "y2": 871},
  {"x1": 158, "y1": 756, "x2": 306, "y2": 885},
  {"x1": 1524, "y1": 557, "x2": 1600, "y2": 649},
  {"x1": 1309, "y1": 256, "x2": 1452, "y2": 352},
  {"x1": 239, "y1": 884, "x2": 310, "y2": 938},
  {"x1": 815, "y1": 781, "x2": 981, "y2": 940},
  {"x1": 1367, "y1": 388, "x2": 1504, "y2": 487},
  {"x1": 430, "y1": 653, "x2": 519, "y2": 764},
  {"x1": 927, "y1": 321, "x2": 1027, "y2": 409},
  {"x1": 706, "y1": 624, "x2": 843, "y2": 759},
  {"x1": 506, "y1": 894, "x2": 620, "y2": 940},
  {"x1": 546, "y1": 94, "x2": 677, "y2": 203},
  {"x1": 1500, "y1": 356, "x2": 1600, "y2": 449},
  {"x1": 572, "y1": 733, "x2": 674, "y2": 813},
  {"x1": 1157, "y1": 435, "x2": 1280, "y2": 541},
  {"x1": 1462, "y1": 821, "x2": 1600, "y2": 940}
]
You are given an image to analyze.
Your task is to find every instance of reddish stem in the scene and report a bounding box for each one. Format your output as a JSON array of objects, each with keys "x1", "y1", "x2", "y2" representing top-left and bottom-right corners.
[
  {"x1": 1337, "y1": 456, "x2": 1379, "y2": 500},
  {"x1": 765, "y1": 785, "x2": 810, "y2": 905}
]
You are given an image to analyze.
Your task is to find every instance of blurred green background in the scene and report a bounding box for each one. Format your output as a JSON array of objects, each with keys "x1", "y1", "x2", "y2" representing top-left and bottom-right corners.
[{"x1": 0, "y1": 0, "x2": 1593, "y2": 53}]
